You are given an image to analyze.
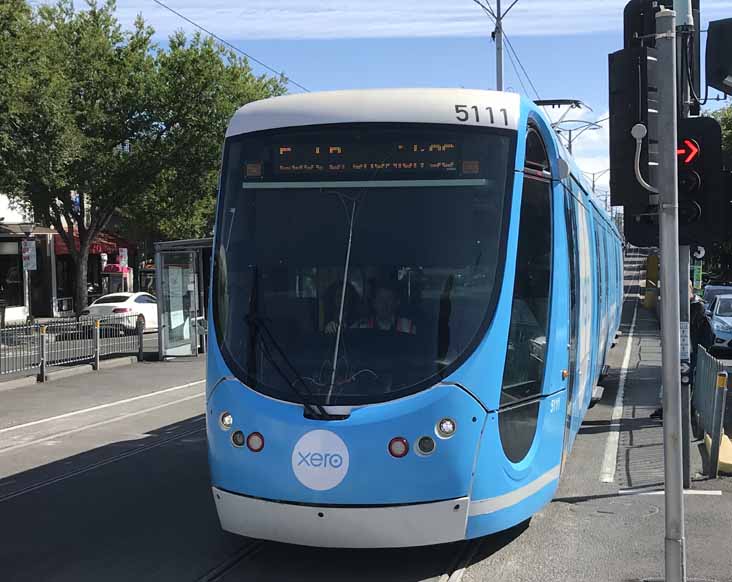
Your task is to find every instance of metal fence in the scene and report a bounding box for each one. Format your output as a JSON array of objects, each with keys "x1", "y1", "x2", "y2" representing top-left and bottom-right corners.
[
  {"x1": 693, "y1": 346, "x2": 729, "y2": 477},
  {"x1": 0, "y1": 313, "x2": 143, "y2": 380}
]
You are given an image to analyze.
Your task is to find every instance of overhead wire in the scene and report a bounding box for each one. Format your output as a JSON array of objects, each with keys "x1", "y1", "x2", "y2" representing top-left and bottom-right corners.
[
  {"x1": 504, "y1": 42, "x2": 531, "y2": 97},
  {"x1": 502, "y1": 33, "x2": 541, "y2": 101},
  {"x1": 149, "y1": 0, "x2": 310, "y2": 93},
  {"x1": 471, "y1": 0, "x2": 544, "y2": 104}
]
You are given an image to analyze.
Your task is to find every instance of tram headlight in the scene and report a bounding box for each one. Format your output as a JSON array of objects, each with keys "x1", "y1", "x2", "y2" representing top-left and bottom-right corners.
[
  {"x1": 436, "y1": 418, "x2": 457, "y2": 438},
  {"x1": 220, "y1": 412, "x2": 234, "y2": 430}
]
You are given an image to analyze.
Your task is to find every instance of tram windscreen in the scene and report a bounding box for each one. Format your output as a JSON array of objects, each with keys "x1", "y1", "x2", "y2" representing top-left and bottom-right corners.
[{"x1": 214, "y1": 124, "x2": 515, "y2": 405}]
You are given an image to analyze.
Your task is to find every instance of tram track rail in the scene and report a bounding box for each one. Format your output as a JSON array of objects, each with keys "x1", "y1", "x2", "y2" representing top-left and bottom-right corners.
[
  {"x1": 193, "y1": 537, "x2": 481, "y2": 582},
  {"x1": 193, "y1": 541, "x2": 265, "y2": 582},
  {"x1": 0, "y1": 421, "x2": 205, "y2": 504},
  {"x1": 438, "y1": 539, "x2": 482, "y2": 582}
]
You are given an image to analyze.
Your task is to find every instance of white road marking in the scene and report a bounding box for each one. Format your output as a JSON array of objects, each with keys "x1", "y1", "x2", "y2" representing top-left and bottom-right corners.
[
  {"x1": 0, "y1": 379, "x2": 205, "y2": 435},
  {"x1": 0, "y1": 392, "x2": 205, "y2": 454},
  {"x1": 600, "y1": 252, "x2": 642, "y2": 483},
  {"x1": 618, "y1": 488, "x2": 722, "y2": 496}
]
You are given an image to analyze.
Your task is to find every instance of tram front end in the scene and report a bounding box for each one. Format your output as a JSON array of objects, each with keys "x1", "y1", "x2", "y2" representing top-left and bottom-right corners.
[{"x1": 207, "y1": 90, "x2": 566, "y2": 548}]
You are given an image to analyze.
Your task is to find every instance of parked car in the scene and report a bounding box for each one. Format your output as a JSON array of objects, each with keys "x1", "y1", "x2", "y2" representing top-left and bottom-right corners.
[
  {"x1": 82, "y1": 292, "x2": 158, "y2": 333},
  {"x1": 705, "y1": 293, "x2": 732, "y2": 354},
  {"x1": 702, "y1": 284, "x2": 732, "y2": 308}
]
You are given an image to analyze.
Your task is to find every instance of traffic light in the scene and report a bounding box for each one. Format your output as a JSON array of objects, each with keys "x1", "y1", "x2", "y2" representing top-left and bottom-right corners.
[
  {"x1": 609, "y1": 45, "x2": 658, "y2": 246},
  {"x1": 676, "y1": 116, "x2": 726, "y2": 245},
  {"x1": 610, "y1": 0, "x2": 708, "y2": 245}
]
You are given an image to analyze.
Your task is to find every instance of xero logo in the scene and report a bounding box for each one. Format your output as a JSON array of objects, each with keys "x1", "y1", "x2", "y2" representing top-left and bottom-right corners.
[
  {"x1": 292, "y1": 430, "x2": 349, "y2": 491},
  {"x1": 296, "y1": 452, "x2": 344, "y2": 468}
]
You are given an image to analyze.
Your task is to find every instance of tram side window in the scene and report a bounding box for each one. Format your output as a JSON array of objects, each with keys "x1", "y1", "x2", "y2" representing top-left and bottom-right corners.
[{"x1": 500, "y1": 128, "x2": 553, "y2": 408}]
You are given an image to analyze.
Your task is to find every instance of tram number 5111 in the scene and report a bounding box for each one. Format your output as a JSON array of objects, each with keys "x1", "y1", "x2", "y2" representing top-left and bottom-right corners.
[{"x1": 454, "y1": 105, "x2": 509, "y2": 126}]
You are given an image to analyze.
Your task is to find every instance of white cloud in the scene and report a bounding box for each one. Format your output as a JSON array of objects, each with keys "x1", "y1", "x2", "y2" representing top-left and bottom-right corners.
[
  {"x1": 543, "y1": 106, "x2": 611, "y2": 189},
  {"x1": 48, "y1": 1, "x2": 730, "y2": 40}
]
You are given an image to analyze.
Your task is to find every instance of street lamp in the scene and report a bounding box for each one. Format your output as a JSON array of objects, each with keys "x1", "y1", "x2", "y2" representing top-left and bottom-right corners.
[
  {"x1": 554, "y1": 119, "x2": 603, "y2": 154},
  {"x1": 19, "y1": 222, "x2": 35, "y2": 324}
]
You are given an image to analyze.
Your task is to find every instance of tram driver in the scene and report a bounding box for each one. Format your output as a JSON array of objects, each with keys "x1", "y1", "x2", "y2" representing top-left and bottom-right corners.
[{"x1": 355, "y1": 281, "x2": 416, "y2": 335}]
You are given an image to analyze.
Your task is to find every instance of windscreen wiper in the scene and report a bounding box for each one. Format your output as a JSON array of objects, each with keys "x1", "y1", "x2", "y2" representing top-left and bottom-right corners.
[{"x1": 245, "y1": 315, "x2": 336, "y2": 420}]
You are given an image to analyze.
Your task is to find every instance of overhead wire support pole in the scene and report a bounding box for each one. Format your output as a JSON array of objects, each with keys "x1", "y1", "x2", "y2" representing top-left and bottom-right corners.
[
  {"x1": 656, "y1": 8, "x2": 687, "y2": 582},
  {"x1": 495, "y1": 0, "x2": 503, "y2": 90}
]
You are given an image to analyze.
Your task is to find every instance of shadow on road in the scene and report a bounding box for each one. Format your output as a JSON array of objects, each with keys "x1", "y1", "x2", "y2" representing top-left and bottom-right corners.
[{"x1": 0, "y1": 412, "x2": 530, "y2": 582}]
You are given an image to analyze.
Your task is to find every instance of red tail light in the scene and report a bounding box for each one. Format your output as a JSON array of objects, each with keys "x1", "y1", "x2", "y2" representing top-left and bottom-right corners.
[
  {"x1": 112, "y1": 307, "x2": 132, "y2": 313},
  {"x1": 388, "y1": 437, "x2": 409, "y2": 458},
  {"x1": 246, "y1": 432, "x2": 264, "y2": 452}
]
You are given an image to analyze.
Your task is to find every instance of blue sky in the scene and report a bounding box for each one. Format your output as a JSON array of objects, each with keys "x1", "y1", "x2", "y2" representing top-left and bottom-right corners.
[{"x1": 37, "y1": 0, "x2": 732, "y2": 194}]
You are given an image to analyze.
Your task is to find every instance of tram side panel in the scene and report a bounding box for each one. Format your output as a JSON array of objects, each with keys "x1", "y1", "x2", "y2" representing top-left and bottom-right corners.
[{"x1": 467, "y1": 114, "x2": 569, "y2": 538}]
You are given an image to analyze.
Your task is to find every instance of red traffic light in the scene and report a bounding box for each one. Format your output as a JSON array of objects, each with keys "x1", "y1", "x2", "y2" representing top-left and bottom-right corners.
[{"x1": 676, "y1": 139, "x2": 700, "y2": 164}]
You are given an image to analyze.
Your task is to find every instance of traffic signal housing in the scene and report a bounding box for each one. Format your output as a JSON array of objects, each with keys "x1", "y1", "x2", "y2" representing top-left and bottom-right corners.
[
  {"x1": 676, "y1": 116, "x2": 726, "y2": 246},
  {"x1": 609, "y1": 45, "x2": 658, "y2": 246}
]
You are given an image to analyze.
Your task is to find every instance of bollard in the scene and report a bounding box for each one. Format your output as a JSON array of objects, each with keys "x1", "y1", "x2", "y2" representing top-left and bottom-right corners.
[
  {"x1": 709, "y1": 371, "x2": 728, "y2": 478},
  {"x1": 137, "y1": 316, "x2": 144, "y2": 362},
  {"x1": 93, "y1": 320, "x2": 100, "y2": 371},
  {"x1": 38, "y1": 325, "x2": 47, "y2": 382}
]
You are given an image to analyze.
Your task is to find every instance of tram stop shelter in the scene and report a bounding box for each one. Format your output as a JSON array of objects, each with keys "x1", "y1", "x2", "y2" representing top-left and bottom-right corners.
[{"x1": 154, "y1": 238, "x2": 212, "y2": 360}]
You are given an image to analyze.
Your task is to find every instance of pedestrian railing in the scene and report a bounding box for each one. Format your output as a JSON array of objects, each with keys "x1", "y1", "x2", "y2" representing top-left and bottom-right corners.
[
  {"x1": 692, "y1": 346, "x2": 729, "y2": 477},
  {"x1": 0, "y1": 322, "x2": 41, "y2": 375},
  {"x1": 0, "y1": 313, "x2": 144, "y2": 380}
]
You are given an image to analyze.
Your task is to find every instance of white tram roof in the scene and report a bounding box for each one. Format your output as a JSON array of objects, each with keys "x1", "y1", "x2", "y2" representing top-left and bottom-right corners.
[{"x1": 226, "y1": 89, "x2": 521, "y2": 137}]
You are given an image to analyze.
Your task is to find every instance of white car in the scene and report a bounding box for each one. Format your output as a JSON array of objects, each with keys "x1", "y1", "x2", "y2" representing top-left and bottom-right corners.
[{"x1": 82, "y1": 292, "x2": 158, "y2": 332}]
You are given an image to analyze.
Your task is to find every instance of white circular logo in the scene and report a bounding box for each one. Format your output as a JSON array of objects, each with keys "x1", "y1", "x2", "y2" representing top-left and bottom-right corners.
[{"x1": 292, "y1": 430, "x2": 349, "y2": 491}]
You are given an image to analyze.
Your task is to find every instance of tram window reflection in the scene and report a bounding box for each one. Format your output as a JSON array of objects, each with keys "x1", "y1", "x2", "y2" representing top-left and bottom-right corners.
[
  {"x1": 214, "y1": 126, "x2": 514, "y2": 405},
  {"x1": 500, "y1": 130, "x2": 553, "y2": 408}
]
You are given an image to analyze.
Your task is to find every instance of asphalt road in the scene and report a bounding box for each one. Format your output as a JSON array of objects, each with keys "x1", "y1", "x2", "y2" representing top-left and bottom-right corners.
[{"x1": 0, "y1": 258, "x2": 729, "y2": 582}]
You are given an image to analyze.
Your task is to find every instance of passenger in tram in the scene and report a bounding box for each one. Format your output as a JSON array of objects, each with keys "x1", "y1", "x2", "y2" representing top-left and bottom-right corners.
[
  {"x1": 355, "y1": 281, "x2": 416, "y2": 335},
  {"x1": 324, "y1": 280, "x2": 361, "y2": 335}
]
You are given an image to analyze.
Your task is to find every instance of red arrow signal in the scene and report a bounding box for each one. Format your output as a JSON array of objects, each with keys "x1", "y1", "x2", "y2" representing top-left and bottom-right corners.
[{"x1": 676, "y1": 138, "x2": 700, "y2": 164}]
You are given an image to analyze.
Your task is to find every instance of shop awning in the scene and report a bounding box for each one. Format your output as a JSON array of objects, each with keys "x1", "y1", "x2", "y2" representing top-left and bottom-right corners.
[{"x1": 54, "y1": 229, "x2": 135, "y2": 256}]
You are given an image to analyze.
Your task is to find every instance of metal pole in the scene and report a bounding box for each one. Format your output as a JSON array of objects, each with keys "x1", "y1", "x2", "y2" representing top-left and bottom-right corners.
[
  {"x1": 568, "y1": 129, "x2": 573, "y2": 154},
  {"x1": 679, "y1": 245, "x2": 691, "y2": 488},
  {"x1": 709, "y1": 371, "x2": 728, "y2": 479},
  {"x1": 656, "y1": 9, "x2": 687, "y2": 582},
  {"x1": 138, "y1": 316, "x2": 144, "y2": 362},
  {"x1": 23, "y1": 254, "x2": 31, "y2": 323},
  {"x1": 38, "y1": 325, "x2": 46, "y2": 382},
  {"x1": 93, "y1": 319, "x2": 100, "y2": 371},
  {"x1": 155, "y1": 248, "x2": 165, "y2": 360},
  {"x1": 495, "y1": 0, "x2": 503, "y2": 91}
]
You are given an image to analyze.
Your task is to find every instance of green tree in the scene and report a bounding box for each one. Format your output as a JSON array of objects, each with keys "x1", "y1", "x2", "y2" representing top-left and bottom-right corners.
[
  {"x1": 125, "y1": 31, "x2": 286, "y2": 240},
  {"x1": 0, "y1": 1, "x2": 285, "y2": 313},
  {"x1": 706, "y1": 105, "x2": 732, "y2": 279}
]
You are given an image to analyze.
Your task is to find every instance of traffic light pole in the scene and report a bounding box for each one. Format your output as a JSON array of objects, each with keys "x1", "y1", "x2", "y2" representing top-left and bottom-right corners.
[
  {"x1": 656, "y1": 8, "x2": 687, "y2": 582},
  {"x1": 676, "y1": 0, "x2": 694, "y2": 492}
]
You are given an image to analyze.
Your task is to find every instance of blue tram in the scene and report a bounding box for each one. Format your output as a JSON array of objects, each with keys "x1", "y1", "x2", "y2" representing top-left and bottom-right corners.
[{"x1": 206, "y1": 89, "x2": 623, "y2": 548}]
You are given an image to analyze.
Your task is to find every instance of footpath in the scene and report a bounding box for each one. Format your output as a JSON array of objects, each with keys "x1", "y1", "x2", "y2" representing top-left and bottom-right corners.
[{"x1": 465, "y1": 251, "x2": 732, "y2": 582}]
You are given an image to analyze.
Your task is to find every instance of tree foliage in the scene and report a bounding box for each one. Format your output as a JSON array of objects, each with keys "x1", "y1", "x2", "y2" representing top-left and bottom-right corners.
[
  {"x1": 705, "y1": 105, "x2": 732, "y2": 280},
  {"x1": 0, "y1": 0, "x2": 286, "y2": 312}
]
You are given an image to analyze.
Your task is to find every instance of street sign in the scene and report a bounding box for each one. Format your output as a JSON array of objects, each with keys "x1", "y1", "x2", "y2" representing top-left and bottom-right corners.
[
  {"x1": 21, "y1": 240, "x2": 36, "y2": 271},
  {"x1": 118, "y1": 247, "x2": 128, "y2": 268},
  {"x1": 693, "y1": 262, "x2": 703, "y2": 289}
]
